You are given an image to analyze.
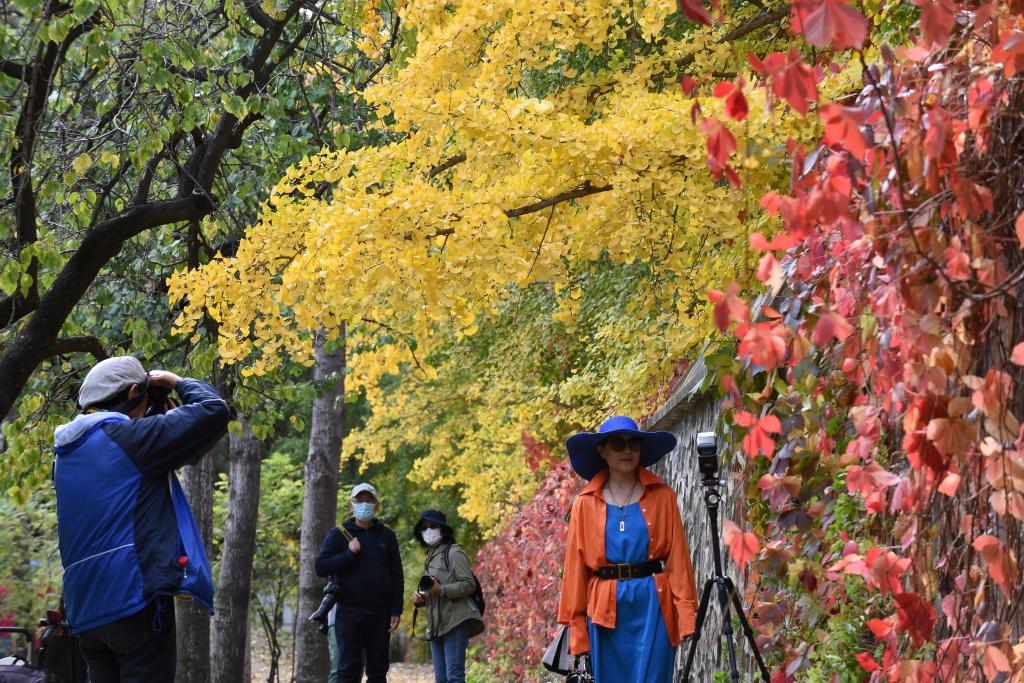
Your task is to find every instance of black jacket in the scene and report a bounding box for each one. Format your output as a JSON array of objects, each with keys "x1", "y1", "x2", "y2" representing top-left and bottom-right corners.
[{"x1": 315, "y1": 518, "x2": 403, "y2": 616}]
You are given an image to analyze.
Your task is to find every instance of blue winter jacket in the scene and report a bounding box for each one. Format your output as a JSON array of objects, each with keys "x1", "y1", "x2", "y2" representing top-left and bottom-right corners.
[{"x1": 53, "y1": 379, "x2": 229, "y2": 634}]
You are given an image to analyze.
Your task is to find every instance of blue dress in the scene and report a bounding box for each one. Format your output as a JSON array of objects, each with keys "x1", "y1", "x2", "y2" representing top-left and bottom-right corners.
[{"x1": 587, "y1": 502, "x2": 675, "y2": 683}]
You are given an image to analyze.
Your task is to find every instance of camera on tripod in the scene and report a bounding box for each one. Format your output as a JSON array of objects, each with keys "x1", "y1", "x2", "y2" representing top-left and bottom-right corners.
[
  {"x1": 695, "y1": 431, "x2": 720, "y2": 483},
  {"x1": 683, "y1": 428, "x2": 771, "y2": 682}
]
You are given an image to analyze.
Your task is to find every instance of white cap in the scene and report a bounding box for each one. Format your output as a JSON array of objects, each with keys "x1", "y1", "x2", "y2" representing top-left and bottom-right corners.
[
  {"x1": 79, "y1": 357, "x2": 147, "y2": 409},
  {"x1": 350, "y1": 482, "x2": 378, "y2": 500}
]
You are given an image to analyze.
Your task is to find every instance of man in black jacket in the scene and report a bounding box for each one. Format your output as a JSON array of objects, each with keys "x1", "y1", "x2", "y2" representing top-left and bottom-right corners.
[{"x1": 315, "y1": 482, "x2": 403, "y2": 683}]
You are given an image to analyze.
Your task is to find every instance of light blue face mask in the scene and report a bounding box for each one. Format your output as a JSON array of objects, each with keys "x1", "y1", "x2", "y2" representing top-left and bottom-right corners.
[{"x1": 353, "y1": 502, "x2": 376, "y2": 521}]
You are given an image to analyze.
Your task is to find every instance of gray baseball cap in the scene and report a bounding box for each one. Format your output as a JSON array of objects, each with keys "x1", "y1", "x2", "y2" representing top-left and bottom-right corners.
[
  {"x1": 79, "y1": 356, "x2": 147, "y2": 409},
  {"x1": 350, "y1": 482, "x2": 378, "y2": 500}
]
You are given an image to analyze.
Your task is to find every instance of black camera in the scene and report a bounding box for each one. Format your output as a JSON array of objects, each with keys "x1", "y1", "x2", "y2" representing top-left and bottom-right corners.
[
  {"x1": 308, "y1": 577, "x2": 340, "y2": 633},
  {"x1": 418, "y1": 575, "x2": 436, "y2": 593},
  {"x1": 144, "y1": 385, "x2": 175, "y2": 417},
  {"x1": 696, "y1": 431, "x2": 719, "y2": 481}
]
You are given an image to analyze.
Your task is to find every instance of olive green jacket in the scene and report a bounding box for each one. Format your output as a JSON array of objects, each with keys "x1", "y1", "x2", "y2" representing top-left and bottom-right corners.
[{"x1": 421, "y1": 543, "x2": 484, "y2": 639}]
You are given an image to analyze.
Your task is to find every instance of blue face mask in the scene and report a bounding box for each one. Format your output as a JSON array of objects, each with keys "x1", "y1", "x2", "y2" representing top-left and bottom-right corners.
[{"x1": 353, "y1": 502, "x2": 376, "y2": 521}]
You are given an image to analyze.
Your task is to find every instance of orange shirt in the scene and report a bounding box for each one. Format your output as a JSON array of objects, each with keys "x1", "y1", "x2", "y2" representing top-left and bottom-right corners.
[{"x1": 556, "y1": 467, "x2": 698, "y2": 654}]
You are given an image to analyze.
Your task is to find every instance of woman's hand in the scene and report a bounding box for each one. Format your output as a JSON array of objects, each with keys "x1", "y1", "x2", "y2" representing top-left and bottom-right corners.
[
  {"x1": 428, "y1": 577, "x2": 442, "y2": 594},
  {"x1": 412, "y1": 591, "x2": 426, "y2": 606}
]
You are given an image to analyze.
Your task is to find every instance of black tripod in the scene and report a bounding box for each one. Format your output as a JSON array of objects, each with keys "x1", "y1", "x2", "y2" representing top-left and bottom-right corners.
[{"x1": 681, "y1": 477, "x2": 771, "y2": 682}]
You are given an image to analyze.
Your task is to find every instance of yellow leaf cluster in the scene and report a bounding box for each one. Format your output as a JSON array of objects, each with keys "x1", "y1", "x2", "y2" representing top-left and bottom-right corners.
[{"x1": 169, "y1": 0, "x2": 825, "y2": 531}]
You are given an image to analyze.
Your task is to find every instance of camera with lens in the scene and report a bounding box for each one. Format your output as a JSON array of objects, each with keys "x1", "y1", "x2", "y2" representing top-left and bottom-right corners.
[
  {"x1": 145, "y1": 385, "x2": 174, "y2": 417},
  {"x1": 696, "y1": 431, "x2": 719, "y2": 482},
  {"x1": 307, "y1": 577, "x2": 340, "y2": 633},
  {"x1": 418, "y1": 575, "x2": 437, "y2": 593}
]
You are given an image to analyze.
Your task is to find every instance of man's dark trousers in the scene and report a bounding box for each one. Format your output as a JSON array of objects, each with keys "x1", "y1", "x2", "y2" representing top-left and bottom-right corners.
[
  {"x1": 335, "y1": 607, "x2": 391, "y2": 683},
  {"x1": 77, "y1": 599, "x2": 175, "y2": 683}
]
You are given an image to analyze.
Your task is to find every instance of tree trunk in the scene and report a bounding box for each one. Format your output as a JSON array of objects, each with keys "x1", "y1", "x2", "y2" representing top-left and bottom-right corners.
[
  {"x1": 176, "y1": 454, "x2": 215, "y2": 683},
  {"x1": 294, "y1": 329, "x2": 345, "y2": 682},
  {"x1": 211, "y1": 419, "x2": 265, "y2": 683}
]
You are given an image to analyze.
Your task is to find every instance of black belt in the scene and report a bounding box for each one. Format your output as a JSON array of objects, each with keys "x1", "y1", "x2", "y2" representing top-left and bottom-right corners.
[{"x1": 595, "y1": 558, "x2": 665, "y2": 580}]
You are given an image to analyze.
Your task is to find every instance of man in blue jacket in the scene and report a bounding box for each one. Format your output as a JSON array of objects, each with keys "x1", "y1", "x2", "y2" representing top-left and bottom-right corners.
[
  {"x1": 53, "y1": 356, "x2": 229, "y2": 683},
  {"x1": 316, "y1": 482, "x2": 403, "y2": 683}
]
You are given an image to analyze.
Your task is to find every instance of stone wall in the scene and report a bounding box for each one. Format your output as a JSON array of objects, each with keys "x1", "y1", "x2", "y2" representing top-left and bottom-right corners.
[{"x1": 645, "y1": 358, "x2": 758, "y2": 682}]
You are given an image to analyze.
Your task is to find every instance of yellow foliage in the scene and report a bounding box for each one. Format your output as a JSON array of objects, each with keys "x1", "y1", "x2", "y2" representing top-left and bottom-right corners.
[{"x1": 169, "y1": 0, "x2": 829, "y2": 532}]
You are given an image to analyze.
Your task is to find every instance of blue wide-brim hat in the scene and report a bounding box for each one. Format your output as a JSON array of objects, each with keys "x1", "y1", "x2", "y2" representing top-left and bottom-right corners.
[{"x1": 565, "y1": 415, "x2": 678, "y2": 480}]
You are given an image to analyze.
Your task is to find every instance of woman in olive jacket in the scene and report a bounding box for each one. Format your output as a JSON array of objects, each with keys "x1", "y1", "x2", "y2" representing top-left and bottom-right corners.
[{"x1": 411, "y1": 509, "x2": 483, "y2": 683}]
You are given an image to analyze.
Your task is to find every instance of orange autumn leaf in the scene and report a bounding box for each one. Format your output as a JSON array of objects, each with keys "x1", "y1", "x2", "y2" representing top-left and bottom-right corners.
[
  {"x1": 972, "y1": 535, "x2": 1018, "y2": 598},
  {"x1": 734, "y1": 410, "x2": 783, "y2": 458},
  {"x1": 723, "y1": 519, "x2": 760, "y2": 566}
]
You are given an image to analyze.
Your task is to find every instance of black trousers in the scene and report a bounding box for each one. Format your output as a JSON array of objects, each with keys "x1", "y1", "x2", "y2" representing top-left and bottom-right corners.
[
  {"x1": 334, "y1": 608, "x2": 391, "y2": 683},
  {"x1": 77, "y1": 599, "x2": 176, "y2": 683}
]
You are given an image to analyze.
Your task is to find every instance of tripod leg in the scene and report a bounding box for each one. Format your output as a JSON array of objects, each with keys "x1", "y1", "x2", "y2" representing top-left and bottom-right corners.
[
  {"x1": 681, "y1": 578, "x2": 715, "y2": 681},
  {"x1": 717, "y1": 578, "x2": 741, "y2": 682},
  {"x1": 726, "y1": 579, "x2": 772, "y2": 683}
]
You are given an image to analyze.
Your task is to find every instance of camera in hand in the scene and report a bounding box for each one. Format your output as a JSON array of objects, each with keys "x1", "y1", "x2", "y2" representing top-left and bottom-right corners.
[
  {"x1": 308, "y1": 577, "x2": 340, "y2": 633},
  {"x1": 695, "y1": 431, "x2": 719, "y2": 482},
  {"x1": 418, "y1": 575, "x2": 436, "y2": 593},
  {"x1": 145, "y1": 385, "x2": 174, "y2": 417}
]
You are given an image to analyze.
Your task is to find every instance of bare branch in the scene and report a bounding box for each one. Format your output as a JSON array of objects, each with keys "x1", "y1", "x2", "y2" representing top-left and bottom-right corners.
[
  {"x1": 0, "y1": 59, "x2": 28, "y2": 81},
  {"x1": 244, "y1": 0, "x2": 278, "y2": 30},
  {"x1": 427, "y1": 153, "x2": 467, "y2": 179},
  {"x1": 505, "y1": 181, "x2": 612, "y2": 218},
  {"x1": 51, "y1": 336, "x2": 108, "y2": 361}
]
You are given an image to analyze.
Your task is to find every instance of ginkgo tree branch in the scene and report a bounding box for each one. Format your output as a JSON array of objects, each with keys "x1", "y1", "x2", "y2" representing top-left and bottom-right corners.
[
  {"x1": 675, "y1": 6, "x2": 789, "y2": 70},
  {"x1": 505, "y1": 180, "x2": 612, "y2": 218},
  {"x1": 427, "y1": 153, "x2": 467, "y2": 179}
]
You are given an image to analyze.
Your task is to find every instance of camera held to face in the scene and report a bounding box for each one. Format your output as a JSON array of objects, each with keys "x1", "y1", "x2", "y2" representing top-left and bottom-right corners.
[{"x1": 145, "y1": 385, "x2": 175, "y2": 417}]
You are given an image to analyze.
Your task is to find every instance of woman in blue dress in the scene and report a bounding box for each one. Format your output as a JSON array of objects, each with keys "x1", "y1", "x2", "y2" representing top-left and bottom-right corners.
[{"x1": 557, "y1": 416, "x2": 699, "y2": 683}]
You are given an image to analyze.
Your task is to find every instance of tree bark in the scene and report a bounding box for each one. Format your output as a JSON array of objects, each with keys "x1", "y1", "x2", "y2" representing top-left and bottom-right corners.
[
  {"x1": 175, "y1": 453, "x2": 215, "y2": 683},
  {"x1": 211, "y1": 419, "x2": 265, "y2": 683},
  {"x1": 294, "y1": 329, "x2": 345, "y2": 682}
]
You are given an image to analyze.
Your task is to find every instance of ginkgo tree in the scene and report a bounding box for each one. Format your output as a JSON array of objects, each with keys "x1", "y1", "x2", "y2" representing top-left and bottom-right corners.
[{"x1": 170, "y1": 0, "x2": 838, "y2": 527}]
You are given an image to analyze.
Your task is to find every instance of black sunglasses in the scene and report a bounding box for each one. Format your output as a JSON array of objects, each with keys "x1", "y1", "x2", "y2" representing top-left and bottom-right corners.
[{"x1": 604, "y1": 436, "x2": 644, "y2": 453}]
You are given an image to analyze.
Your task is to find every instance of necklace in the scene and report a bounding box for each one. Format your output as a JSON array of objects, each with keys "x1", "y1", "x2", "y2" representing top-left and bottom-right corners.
[{"x1": 606, "y1": 478, "x2": 639, "y2": 532}]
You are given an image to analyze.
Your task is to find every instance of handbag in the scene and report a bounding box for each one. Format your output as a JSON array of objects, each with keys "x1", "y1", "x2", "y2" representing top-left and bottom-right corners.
[{"x1": 541, "y1": 623, "x2": 573, "y2": 674}]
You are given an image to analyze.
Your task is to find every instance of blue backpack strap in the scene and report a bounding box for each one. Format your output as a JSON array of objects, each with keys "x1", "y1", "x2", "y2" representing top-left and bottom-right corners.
[{"x1": 443, "y1": 543, "x2": 453, "y2": 571}]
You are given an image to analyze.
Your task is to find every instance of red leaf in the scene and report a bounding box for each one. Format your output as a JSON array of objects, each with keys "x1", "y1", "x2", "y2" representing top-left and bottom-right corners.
[
  {"x1": 855, "y1": 653, "x2": 880, "y2": 672},
  {"x1": 677, "y1": 0, "x2": 711, "y2": 25},
  {"x1": 972, "y1": 535, "x2": 1018, "y2": 598},
  {"x1": 991, "y1": 29, "x2": 1024, "y2": 77},
  {"x1": 735, "y1": 411, "x2": 783, "y2": 458},
  {"x1": 811, "y1": 310, "x2": 854, "y2": 346},
  {"x1": 726, "y1": 88, "x2": 749, "y2": 121},
  {"x1": 707, "y1": 282, "x2": 749, "y2": 332},
  {"x1": 793, "y1": 0, "x2": 868, "y2": 50},
  {"x1": 739, "y1": 322, "x2": 788, "y2": 371},
  {"x1": 762, "y1": 50, "x2": 819, "y2": 116},
  {"x1": 819, "y1": 104, "x2": 868, "y2": 158},
  {"x1": 1011, "y1": 341, "x2": 1024, "y2": 365},
  {"x1": 866, "y1": 546, "x2": 910, "y2": 594},
  {"x1": 894, "y1": 592, "x2": 936, "y2": 647},
  {"x1": 700, "y1": 117, "x2": 737, "y2": 169},
  {"x1": 913, "y1": 0, "x2": 956, "y2": 47},
  {"x1": 1015, "y1": 211, "x2": 1024, "y2": 247},
  {"x1": 723, "y1": 519, "x2": 760, "y2": 566},
  {"x1": 982, "y1": 646, "x2": 1012, "y2": 681},
  {"x1": 713, "y1": 81, "x2": 735, "y2": 97},
  {"x1": 680, "y1": 75, "x2": 699, "y2": 95}
]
